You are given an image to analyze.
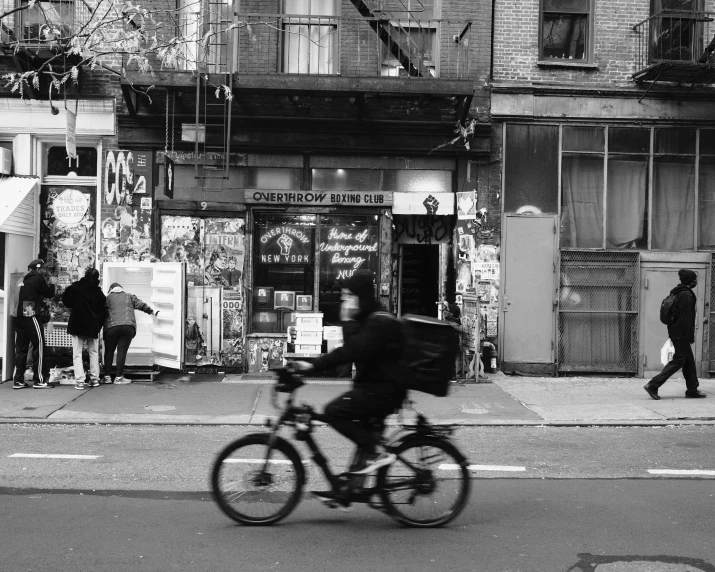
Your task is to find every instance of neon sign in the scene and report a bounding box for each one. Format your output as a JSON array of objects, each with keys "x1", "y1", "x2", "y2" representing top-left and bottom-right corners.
[{"x1": 320, "y1": 227, "x2": 378, "y2": 280}]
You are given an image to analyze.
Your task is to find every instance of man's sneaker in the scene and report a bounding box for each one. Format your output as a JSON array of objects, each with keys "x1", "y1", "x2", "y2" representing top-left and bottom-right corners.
[
  {"x1": 33, "y1": 381, "x2": 52, "y2": 389},
  {"x1": 13, "y1": 381, "x2": 30, "y2": 390},
  {"x1": 74, "y1": 380, "x2": 88, "y2": 390},
  {"x1": 102, "y1": 376, "x2": 113, "y2": 384},
  {"x1": 349, "y1": 451, "x2": 396, "y2": 475},
  {"x1": 113, "y1": 376, "x2": 131, "y2": 385},
  {"x1": 89, "y1": 378, "x2": 100, "y2": 387},
  {"x1": 311, "y1": 490, "x2": 352, "y2": 512}
]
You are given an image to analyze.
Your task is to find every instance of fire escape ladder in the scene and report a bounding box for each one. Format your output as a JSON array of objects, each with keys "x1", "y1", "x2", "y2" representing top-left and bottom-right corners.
[{"x1": 348, "y1": 0, "x2": 431, "y2": 77}]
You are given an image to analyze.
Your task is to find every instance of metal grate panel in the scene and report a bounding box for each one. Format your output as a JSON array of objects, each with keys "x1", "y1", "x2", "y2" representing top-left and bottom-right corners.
[{"x1": 558, "y1": 251, "x2": 639, "y2": 373}]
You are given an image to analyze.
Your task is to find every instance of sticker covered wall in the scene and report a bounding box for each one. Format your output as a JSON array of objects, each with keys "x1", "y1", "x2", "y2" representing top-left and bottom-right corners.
[
  {"x1": 101, "y1": 150, "x2": 153, "y2": 264},
  {"x1": 39, "y1": 186, "x2": 97, "y2": 323}
]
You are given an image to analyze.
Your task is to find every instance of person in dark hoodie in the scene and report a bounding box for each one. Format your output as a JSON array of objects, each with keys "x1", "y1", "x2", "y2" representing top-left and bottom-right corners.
[
  {"x1": 103, "y1": 282, "x2": 158, "y2": 385},
  {"x1": 644, "y1": 269, "x2": 706, "y2": 400},
  {"x1": 293, "y1": 269, "x2": 405, "y2": 506},
  {"x1": 11, "y1": 259, "x2": 56, "y2": 389},
  {"x1": 62, "y1": 268, "x2": 106, "y2": 390}
]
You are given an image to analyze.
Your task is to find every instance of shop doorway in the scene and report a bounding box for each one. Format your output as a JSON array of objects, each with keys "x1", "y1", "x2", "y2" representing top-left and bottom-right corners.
[
  {"x1": 399, "y1": 245, "x2": 439, "y2": 317},
  {"x1": 641, "y1": 263, "x2": 707, "y2": 378}
]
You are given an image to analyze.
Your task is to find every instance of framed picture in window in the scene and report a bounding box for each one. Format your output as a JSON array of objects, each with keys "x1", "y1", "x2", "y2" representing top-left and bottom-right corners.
[
  {"x1": 274, "y1": 291, "x2": 296, "y2": 310},
  {"x1": 296, "y1": 295, "x2": 312, "y2": 311}
]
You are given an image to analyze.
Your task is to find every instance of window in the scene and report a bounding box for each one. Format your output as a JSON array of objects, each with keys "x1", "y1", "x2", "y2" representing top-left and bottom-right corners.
[
  {"x1": 504, "y1": 124, "x2": 559, "y2": 214},
  {"x1": 47, "y1": 146, "x2": 97, "y2": 177},
  {"x1": 19, "y1": 0, "x2": 76, "y2": 42},
  {"x1": 540, "y1": 0, "x2": 592, "y2": 62},
  {"x1": 311, "y1": 168, "x2": 452, "y2": 192},
  {"x1": 251, "y1": 212, "x2": 379, "y2": 331},
  {"x1": 699, "y1": 130, "x2": 715, "y2": 249},
  {"x1": 282, "y1": 0, "x2": 338, "y2": 74},
  {"x1": 380, "y1": 0, "x2": 438, "y2": 77},
  {"x1": 179, "y1": 0, "x2": 200, "y2": 71},
  {"x1": 650, "y1": 0, "x2": 705, "y2": 63}
]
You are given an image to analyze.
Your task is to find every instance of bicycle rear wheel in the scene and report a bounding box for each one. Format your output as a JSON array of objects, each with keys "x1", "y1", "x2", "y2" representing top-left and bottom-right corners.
[
  {"x1": 377, "y1": 436, "x2": 470, "y2": 527},
  {"x1": 211, "y1": 434, "x2": 304, "y2": 525}
]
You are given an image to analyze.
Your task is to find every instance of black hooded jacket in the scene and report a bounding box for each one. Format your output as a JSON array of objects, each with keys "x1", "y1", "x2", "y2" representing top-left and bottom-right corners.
[
  {"x1": 14, "y1": 270, "x2": 55, "y2": 319},
  {"x1": 667, "y1": 284, "x2": 696, "y2": 343},
  {"x1": 312, "y1": 297, "x2": 404, "y2": 394},
  {"x1": 62, "y1": 276, "x2": 107, "y2": 338}
]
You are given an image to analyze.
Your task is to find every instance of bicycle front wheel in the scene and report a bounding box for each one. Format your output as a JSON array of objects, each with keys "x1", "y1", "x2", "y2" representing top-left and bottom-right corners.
[
  {"x1": 377, "y1": 436, "x2": 470, "y2": 527},
  {"x1": 211, "y1": 434, "x2": 305, "y2": 525}
]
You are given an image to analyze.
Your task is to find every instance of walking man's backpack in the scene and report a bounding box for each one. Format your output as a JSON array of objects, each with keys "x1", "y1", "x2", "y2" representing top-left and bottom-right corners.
[
  {"x1": 659, "y1": 293, "x2": 677, "y2": 325},
  {"x1": 378, "y1": 313, "x2": 459, "y2": 397}
]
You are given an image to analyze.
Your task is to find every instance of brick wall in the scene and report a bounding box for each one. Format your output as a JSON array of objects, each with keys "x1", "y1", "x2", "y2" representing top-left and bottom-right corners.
[{"x1": 493, "y1": 0, "x2": 715, "y2": 86}]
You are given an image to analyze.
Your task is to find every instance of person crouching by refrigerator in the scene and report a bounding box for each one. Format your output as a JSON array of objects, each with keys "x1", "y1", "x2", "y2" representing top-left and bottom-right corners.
[{"x1": 103, "y1": 282, "x2": 158, "y2": 385}]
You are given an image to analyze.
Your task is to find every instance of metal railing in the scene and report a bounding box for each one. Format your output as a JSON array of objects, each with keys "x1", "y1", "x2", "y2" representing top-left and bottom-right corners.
[
  {"x1": 0, "y1": 0, "x2": 93, "y2": 46},
  {"x1": 633, "y1": 10, "x2": 715, "y2": 72},
  {"x1": 558, "y1": 251, "x2": 640, "y2": 374},
  {"x1": 164, "y1": 10, "x2": 473, "y2": 79}
]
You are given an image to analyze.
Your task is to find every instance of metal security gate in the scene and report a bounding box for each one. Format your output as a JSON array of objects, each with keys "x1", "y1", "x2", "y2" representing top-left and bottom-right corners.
[
  {"x1": 558, "y1": 251, "x2": 640, "y2": 374},
  {"x1": 710, "y1": 253, "x2": 715, "y2": 374}
]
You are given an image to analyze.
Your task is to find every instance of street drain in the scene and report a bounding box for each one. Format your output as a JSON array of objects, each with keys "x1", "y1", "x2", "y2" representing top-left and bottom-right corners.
[{"x1": 22, "y1": 407, "x2": 37, "y2": 411}]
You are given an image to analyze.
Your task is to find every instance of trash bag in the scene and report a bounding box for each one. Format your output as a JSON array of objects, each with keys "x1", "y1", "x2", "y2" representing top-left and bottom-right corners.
[{"x1": 660, "y1": 339, "x2": 675, "y2": 366}]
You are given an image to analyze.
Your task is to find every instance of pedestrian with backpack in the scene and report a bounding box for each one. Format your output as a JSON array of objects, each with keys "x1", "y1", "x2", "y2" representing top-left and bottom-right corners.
[
  {"x1": 62, "y1": 267, "x2": 106, "y2": 390},
  {"x1": 292, "y1": 270, "x2": 405, "y2": 504},
  {"x1": 644, "y1": 269, "x2": 707, "y2": 400}
]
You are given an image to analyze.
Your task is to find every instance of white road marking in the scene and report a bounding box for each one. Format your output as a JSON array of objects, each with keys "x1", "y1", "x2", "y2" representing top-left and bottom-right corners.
[
  {"x1": 440, "y1": 464, "x2": 526, "y2": 472},
  {"x1": 648, "y1": 469, "x2": 715, "y2": 476},
  {"x1": 222, "y1": 459, "x2": 310, "y2": 464},
  {"x1": 9, "y1": 454, "x2": 102, "y2": 459}
]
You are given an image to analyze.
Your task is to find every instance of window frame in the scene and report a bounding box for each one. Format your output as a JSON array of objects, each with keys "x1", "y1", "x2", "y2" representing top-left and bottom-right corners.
[
  {"x1": 538, "y1": 0, "x2": 595, "y2": 64},
  {"x1": 17, "y1": 0, "x2": 76, "y2": 43},
  {"x1": 281, "y1": 0, "x2": 340, "y2": 75}
]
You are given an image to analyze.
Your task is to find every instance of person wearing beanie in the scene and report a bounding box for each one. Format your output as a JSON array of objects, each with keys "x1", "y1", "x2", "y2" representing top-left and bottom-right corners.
[
  {"x1": 644, "y1": 268, "x2": 706, "y2": 400},
  {"x1": 293, "y1": 269, "x2": 405, "y2": 508},
  {"x1": 11, "y1": 258, "x2": 57, "y2": 389},
  {"x1": 103, "y1": 282, "x2": 158, "y2": 385},
  {"x1": 62, "y1": 267, "x2": 106, "y2": 389}
]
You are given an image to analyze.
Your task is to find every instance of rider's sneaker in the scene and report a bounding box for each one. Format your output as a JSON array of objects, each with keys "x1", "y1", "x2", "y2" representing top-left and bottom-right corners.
[
  {"x1": 311, "y1": 490, "x2": 352, "y2": 512},
  {"x1": 349, "y1": 450, "x2": 396, "y2": 475}
]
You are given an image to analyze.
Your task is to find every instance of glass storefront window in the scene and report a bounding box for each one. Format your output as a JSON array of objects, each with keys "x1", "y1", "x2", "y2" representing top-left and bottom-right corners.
[
  {"x1": 253, "y1": 213, "x2": 316, "y2": 333},
  {"x1": 318, "y1": 214, "x2": 379, "y2": 324},
  {"x1": 311, "y1": 169, "x2": 452, "y2": 193},
  {"x1": 699, "y1": 130, "x2": 715, "y2": 249},
  {"x1": 560, "y1": 153, "x2": 604, "y2": 248}
]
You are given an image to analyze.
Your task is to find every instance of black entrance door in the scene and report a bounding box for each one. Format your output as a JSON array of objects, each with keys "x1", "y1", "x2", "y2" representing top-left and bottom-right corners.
[{"x1": 400, "y1": 245, "x2": 439, "y2": 317}]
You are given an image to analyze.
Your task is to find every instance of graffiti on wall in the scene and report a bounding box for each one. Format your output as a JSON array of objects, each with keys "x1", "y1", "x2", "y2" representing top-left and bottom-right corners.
[
  {"x1": 160, "y1": 216, "x2": 246, "y2": 369},
  {"x1": 101, "y1": 150, "x2": 153, "y2": 263},
  {"x1": 39, "y1": 186, "x2": 97, "y2": 323},
  {"x1": 247, "y1": 337, "x2": 284, "y2": 372},
  {"x1": 395, "y1": 215, "x2": 451, "y2": 245}
]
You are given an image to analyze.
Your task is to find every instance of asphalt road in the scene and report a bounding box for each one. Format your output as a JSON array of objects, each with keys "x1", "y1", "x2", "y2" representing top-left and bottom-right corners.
[{"x1": 1, "y1": 425, "x2": 714, "y2": 571}]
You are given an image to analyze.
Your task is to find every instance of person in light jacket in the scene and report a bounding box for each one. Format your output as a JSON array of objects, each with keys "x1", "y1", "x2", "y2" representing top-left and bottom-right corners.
[{"x1": 103, "y1": 282, "x2": 158, "y2": 385}]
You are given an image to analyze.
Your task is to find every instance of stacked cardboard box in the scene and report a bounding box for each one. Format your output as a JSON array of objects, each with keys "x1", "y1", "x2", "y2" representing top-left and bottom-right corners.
[{"x1": 293, "y1": 313, "x2": 323, "y2": 355}]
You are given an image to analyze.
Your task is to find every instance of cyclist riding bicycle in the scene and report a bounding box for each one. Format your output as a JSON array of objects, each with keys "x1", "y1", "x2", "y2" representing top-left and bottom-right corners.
[{"x1": 293, "y1": 269, "x2": 406, "y2": 504}]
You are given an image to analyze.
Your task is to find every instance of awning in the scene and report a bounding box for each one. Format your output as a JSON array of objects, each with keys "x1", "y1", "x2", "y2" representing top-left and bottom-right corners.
[
  {"x1": 0, "y1": 175, "x2": 39, "y2": 228},
  {"x1": 392, "y1": 192, "x2": 454, "y2": 216}
]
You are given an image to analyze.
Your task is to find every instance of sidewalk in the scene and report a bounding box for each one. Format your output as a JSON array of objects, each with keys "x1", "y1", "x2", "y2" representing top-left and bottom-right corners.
[{"x1": 1, "y1": 373, "x2": 714, "y2": 426}]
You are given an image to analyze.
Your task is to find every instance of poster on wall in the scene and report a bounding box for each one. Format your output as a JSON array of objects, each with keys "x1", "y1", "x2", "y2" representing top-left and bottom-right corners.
[
  {"x1": 160, "y1": 216, "x2": 246, "y2": 369},
  {"x1": 101, "y1": 150, "x2": 154, "y2": 264},
  {"x1": 39, "y1": 186, "x2": 97, "y2": 323}
]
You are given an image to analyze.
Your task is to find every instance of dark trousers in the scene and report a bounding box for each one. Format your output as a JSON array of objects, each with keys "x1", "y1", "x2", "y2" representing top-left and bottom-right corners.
[
  {"x1": 13, "y1": 316, "x2": 47, "y2": 383},
  {"x1": 103, "y1": 325, "x2": 135, "y2": 379},
  {"x1": 649, "y1": 338, "x2": 699, "y2": 393},
  {"x1": 319, "y1": 387, "x2": 404, "y2": 453}
]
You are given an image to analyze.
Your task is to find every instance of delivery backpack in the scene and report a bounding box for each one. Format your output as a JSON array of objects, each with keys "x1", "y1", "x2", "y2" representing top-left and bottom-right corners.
[
  {"x1": 659, "y1": 293, "x2": 677, "y2": 325},
  {"x1": 377, "y1": 312, "x2": 460, "y2": 397}
]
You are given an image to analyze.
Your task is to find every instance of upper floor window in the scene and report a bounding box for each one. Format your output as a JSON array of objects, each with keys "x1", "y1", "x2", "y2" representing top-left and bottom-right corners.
[
  {"x1": 380, "y1": 0, "x2": 438, "y2": 77},
  {"x1": 540, "y1": 0, "x2": 592, "y2": 62},
  {"x1": 19, "y1": 0, "x2": 76, "y2": 42},
  {"x1": 282, "y1": 0, "x2": 338, "y2": 74},
  {"x1": 650, "y1": 0, "x2": 705, "y2": 63}
]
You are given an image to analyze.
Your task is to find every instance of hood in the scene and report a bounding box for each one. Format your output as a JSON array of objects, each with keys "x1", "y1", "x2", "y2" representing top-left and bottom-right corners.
[
  {"x1": 108, "y1": 285, "x2": 125, "y2": 294},
  {"x1": 670, "y1": 284, "x2": 694, "y2": 296}
]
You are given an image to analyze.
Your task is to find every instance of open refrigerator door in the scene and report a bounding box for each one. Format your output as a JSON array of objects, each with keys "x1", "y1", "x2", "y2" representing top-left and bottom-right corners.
[{"x1": 150, "y1": 262, "x2": 185, "y2": 369}]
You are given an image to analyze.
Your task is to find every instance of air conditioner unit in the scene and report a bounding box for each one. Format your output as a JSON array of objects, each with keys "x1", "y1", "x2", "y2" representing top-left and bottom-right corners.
[{"x1": 0, "y1": 148, "x2": 12, "y2": 175}]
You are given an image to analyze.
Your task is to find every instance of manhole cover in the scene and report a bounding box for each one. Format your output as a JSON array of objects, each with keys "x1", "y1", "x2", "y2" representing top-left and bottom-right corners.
[{"x1": 143, "y1": 405, "x2": 177, "y2": 412}]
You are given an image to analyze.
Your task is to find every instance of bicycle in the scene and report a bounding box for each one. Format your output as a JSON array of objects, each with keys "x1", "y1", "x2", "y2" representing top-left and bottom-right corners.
[{"x1": 210, "y1": 366, "x2": 471, "y2": 527}]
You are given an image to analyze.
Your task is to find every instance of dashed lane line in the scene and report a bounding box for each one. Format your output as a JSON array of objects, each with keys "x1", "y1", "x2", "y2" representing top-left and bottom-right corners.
[
  {"x1": 648, "y1": 469, "x2": 715, "y2": 476},
  {"x1": 9, "y1": 454, "x2": 102, "y2": 459},
  {"x1": 441, "y1": 464, "x2": 527, "y2": 472}
]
